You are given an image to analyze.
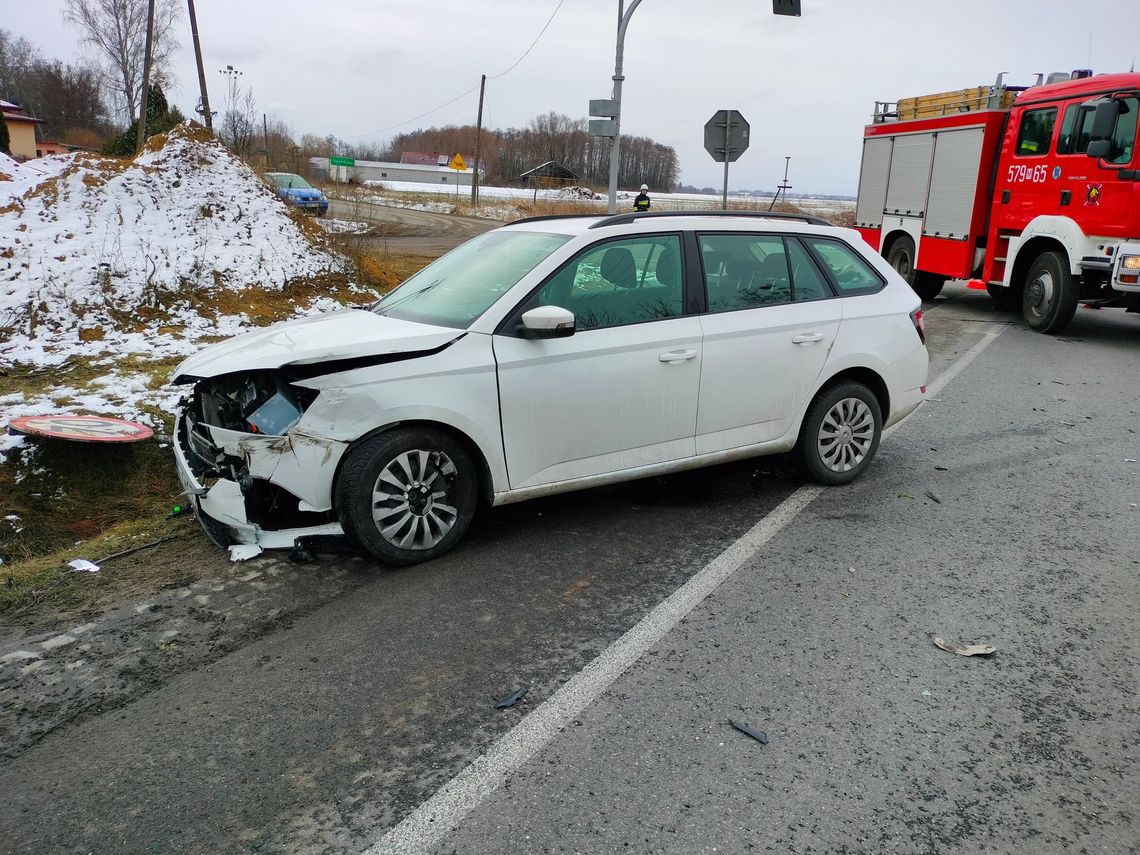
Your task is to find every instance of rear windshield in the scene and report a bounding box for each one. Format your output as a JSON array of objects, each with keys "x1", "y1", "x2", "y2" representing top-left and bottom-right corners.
[{"x1": 373, "y1": 231, "x2": 572, "y2": 329}]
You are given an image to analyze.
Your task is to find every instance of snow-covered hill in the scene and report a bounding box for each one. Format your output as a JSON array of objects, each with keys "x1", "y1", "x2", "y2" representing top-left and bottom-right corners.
[{"x1": 0, "y1": 123, "x2": 344, "y2": 365}]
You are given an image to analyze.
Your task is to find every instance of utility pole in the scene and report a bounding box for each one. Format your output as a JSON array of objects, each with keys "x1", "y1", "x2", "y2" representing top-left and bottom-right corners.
[
  {"x1": 135, "y1": 0, "x2": 156, "y2": 153},
  {"x1": 187, "y1": 0, "x2": 212, "y2": 131},
  {"x1": 606, "y1": 0, "x2": 643, "y2": 214},
  {"x1": 263, "y1": 112, "x2": 269, "y2": 168},
  {"x1": 471, "y1": 74, "x2": 486, "y2": 206},
  {"x1": 768, "y1": 156, "x2": 792, "y2": 211}
]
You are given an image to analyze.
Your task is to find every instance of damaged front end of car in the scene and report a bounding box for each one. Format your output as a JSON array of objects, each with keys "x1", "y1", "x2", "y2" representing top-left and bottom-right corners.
[{"x1": 173, "y1": 370, "x2": 348, "y2": 561}]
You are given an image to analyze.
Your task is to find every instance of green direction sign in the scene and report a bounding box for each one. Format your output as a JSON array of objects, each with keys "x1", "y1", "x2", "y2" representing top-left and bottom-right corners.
[{"x1": 329, "y1": 155, "x2": 355, "y2": 167}]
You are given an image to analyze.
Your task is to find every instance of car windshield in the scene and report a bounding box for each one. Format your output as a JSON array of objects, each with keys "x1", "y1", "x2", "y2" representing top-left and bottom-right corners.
[
  {"x1": 372, "y1": 231, "x2": 572, "y2": 329},
  {"x1": 269, "y1": 173, "x2": 311, "y2": 190}
]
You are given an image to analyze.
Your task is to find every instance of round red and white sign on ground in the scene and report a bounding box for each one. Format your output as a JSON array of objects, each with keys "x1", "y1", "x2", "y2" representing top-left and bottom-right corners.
[{"x1": 8, "y1": 414, "x2": 154, "y2": 443}]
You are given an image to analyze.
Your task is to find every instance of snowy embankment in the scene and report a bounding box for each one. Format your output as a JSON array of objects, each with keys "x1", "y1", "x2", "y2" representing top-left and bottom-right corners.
[
  {"x1": 0, "y1": 122, "x2": 344, "y2": 366},
  {"x1": 0, "y1": 123, "x2": 353, "y2": 460}
]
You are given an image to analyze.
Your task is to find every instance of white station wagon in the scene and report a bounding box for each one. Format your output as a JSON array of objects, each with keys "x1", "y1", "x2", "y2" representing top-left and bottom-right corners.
[{"x1": 172, "y1": 211, "x2": 929, "y2": 564}]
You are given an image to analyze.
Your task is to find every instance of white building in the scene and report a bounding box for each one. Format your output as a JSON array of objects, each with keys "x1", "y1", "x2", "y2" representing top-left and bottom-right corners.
[{"x1": 308, "y1": 157, "x2": 476, "y2": 187}]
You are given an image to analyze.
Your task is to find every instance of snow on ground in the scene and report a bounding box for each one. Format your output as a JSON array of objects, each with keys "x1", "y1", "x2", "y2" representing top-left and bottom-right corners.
[
  {"x1": 349, "y1": 179, "x2": 854, "y2": 220},
  {"x1": 0, "y1": 153, "x2": 52, "y2": 189},
  {"x1": 0, "y1": 122, "x2": 345, "y2": 367},
  {"x1": 317, "y1": 218, "x2": 371, "y2": 235}
]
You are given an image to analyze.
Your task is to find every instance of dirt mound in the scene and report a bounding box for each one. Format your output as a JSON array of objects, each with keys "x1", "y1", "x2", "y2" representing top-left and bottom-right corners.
[
  {"x1": 0, "y1": 122, "x2": 344, "y2": 365},
  {"x1": 554, "y1": 185, "x2": 604, "y2": 200}
]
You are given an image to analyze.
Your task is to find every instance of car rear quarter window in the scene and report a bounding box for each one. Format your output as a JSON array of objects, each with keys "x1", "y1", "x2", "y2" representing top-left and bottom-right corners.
[{"x1": 802, "y1": 237, "x2": 884, "y2": 296}]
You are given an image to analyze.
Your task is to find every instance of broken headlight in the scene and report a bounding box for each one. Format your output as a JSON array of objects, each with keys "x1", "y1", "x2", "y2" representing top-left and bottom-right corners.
[{"x1": 194, "y1": 372, "x2": 317, "y2": 435}]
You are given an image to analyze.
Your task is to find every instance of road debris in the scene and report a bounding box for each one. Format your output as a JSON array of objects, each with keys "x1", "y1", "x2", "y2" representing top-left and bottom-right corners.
[
  {"x1": 898, "y1": 492, "x2": 916, "y2": 500},
  {"x1": 228, "y1": 544, "x2": 263, "y2": 562},
  {"x1": 934, "y1": 465, "x2": 949, "y2": 471},
  {"x1": 288, "y1": 543, "x2": 315, "y2": 564},
  {"x1": 67, "y1": 559, "x2": 100, "y2": 573},
  {"x1": 494, "y1": 687, "x2": 528, "y2": 709},
  {"x1": 925, "y1": 490, "x2": 942, "y2": 504},
  {"x1": 930, "y1": 635, "x2": 995, "y2": 657},
  {"x1": 729, "y1": 719, "x2": 769, "y2": 745},
  {"x1": 1124, "y1": 459, "x2": 1137, "y2": 463}
]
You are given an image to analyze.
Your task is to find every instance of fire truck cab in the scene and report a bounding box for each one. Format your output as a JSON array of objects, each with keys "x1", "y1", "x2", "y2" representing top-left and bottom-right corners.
[{"x1": 854, "y1": 71, "x2": 1140, "y2": 333}]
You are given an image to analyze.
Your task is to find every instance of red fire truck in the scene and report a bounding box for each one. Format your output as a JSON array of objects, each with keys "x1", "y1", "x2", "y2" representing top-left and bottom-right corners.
[{"x1": 853, "y1": 70, "x2": 1140, "y2": 333}]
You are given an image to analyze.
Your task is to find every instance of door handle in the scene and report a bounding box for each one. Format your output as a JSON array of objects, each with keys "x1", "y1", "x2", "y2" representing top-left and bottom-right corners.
[
  {"x1": 791, "y1": 332, "x2": 825, "y2": 345},
  {"x1": 659, "y1": 348, "x2": 698, "y2": 363}
]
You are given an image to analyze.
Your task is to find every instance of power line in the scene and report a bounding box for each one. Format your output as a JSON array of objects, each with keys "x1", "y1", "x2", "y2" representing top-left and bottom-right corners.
[
  {"x1": 489, "y1": 0, "x2": 566, "y2": 79},
  {"x1": 344, "y1": 84, "x2": 480, "y2": 139},
  {"x1": 344, "y1": 0, "x2": 566, "y2": 139}
]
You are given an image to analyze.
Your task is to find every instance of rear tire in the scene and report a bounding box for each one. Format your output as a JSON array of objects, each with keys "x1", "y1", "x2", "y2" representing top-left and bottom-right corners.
[
  {"x1": 886, "y1": 235, "x2": 942, "y2": 301},
  {"x1": 1022, "y1": 250, "x2": 1078, "y2": 333},
  {"x1": 797, "y1": 381, "x2": 883, "y2": 486},
  {"x1": 335, "y1": 428, "x2": 478, "y2": 566},
  {"x1": 913, "y1": 272, "x2": 945, "y2": 302}
]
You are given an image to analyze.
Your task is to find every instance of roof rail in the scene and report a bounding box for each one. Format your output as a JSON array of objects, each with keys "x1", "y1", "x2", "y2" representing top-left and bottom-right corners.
[
  {"x1": 506, "y1": 213, "x2": 605, "y2": 226},
  {"x1": 587, "y1": 209, "x2": 834, "y2": 229}
]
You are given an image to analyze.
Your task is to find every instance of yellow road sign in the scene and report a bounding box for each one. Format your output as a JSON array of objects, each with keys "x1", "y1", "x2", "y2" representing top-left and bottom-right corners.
[{"x1": 448, "y1": 153, "x2": 466, "y2": 171}]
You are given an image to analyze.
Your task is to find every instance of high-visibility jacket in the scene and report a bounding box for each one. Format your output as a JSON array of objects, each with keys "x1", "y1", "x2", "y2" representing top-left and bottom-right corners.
[{"x1": 634, "y1": 193, "x2": 651, "y2": 211}]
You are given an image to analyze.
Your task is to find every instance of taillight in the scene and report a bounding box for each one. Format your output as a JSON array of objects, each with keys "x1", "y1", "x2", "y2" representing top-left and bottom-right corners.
[{"x1": 910, "y1": 308, "x2": 926, "y2": 344}]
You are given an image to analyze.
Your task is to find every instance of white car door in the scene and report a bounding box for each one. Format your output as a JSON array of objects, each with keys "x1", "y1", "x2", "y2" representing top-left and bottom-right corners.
[
  {"x1": 493, "y1": 234, "x2": 702, "y2": 490},
  {"x1": 695, "y1": 233, "x2": 843, "y2": 453}
]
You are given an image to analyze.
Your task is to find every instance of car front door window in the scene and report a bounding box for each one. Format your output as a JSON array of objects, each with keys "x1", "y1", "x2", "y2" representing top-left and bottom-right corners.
[{"x1": 530, "y1": 235, "x2": 684, "y2": 331}]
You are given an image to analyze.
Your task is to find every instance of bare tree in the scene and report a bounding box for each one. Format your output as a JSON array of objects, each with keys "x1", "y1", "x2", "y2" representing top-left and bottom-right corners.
[{"x1": 64, "y1": 0, "x2": 181, "y2": 124}]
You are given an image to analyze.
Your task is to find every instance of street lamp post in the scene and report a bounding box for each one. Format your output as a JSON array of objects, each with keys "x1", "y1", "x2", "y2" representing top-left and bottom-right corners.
[{"x1": 606, "y1": 0, "x2": 643, "y2": 215}]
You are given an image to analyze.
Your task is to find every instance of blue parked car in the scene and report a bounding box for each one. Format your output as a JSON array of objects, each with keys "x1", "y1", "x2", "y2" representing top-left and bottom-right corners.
[{"x1": 265, "y1": 172, "x2": 329, "y2": 217}]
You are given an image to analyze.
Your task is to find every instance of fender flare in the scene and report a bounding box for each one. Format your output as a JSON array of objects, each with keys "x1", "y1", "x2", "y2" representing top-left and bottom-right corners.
[{"x1": 1004, "y1": 216, "x2": 1093, "y2": 286}]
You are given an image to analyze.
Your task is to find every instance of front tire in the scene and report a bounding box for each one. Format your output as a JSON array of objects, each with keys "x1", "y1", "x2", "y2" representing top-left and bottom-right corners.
[
  {"x1": 1022, "y1": 250, "x2": 1077, "y2": 333},
  {"x1": 797, "y1": 381, "x2": 883, "y2": 486},
  {"x1": 335, "y1": 428, "x2": 478, "y2": 565}
]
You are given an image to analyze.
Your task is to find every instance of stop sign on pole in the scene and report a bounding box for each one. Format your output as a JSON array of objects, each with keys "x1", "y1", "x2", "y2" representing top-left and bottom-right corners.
[
  {"x1": 705, "y1": 110, "x2": 750, "y2": 209},
  {"x1": 704, "y1": 110, "x2": 750, "y2": 162}
]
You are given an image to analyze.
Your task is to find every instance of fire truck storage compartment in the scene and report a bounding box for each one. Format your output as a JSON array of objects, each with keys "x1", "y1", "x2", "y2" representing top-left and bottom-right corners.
[
  {"x1": 855, "y1": 137, "x2": 892, "y2": 228},
  {"x1": 884, "y1": 134, "x2": 934, "y2": 217},
  {"x1": 924, "y1": 127, "x2": 986, "y2": 239}
]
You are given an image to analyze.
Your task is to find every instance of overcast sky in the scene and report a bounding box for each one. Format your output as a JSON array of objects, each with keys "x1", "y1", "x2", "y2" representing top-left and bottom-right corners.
[{"x1": 6, "y1": 0, "x2": 1139, "y2": 194}]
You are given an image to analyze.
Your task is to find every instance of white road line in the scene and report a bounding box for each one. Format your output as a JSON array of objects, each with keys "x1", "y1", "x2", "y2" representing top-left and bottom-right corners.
[{"x1": 364, "y1": 322, "x2": 1009, "y2": 855}]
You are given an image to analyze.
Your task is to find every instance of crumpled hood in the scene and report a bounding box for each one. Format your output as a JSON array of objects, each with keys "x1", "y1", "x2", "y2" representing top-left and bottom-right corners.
[{"x1": 174, "y1": 309, "x2": 460, "y2": 381}]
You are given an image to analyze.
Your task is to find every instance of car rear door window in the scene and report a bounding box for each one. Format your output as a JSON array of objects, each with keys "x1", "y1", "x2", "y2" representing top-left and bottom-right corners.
[
  {"x1": 699, "y1": 233, "x2": 838, "y2": 311},
  {"x1": 530, "y1": 235, "x2": 684, "y2": 331},
  {"x1": 787, "y1": 238, "x2": 832, "y2": 302},
  {"x1": 802, "y1": 238, "x2": 885, "y2": 295}
]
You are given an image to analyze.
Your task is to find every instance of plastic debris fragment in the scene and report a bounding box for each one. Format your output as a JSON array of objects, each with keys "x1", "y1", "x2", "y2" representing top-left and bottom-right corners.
[
  {"x1": 494, "y1": 687, "x2": 528, "y2": 709},
  {"x1": 729, "y1": 719, "x2": 769, "y2": 745},
  {"x1": 930, "y1": 635, "x2": 995, "y2": 657}
]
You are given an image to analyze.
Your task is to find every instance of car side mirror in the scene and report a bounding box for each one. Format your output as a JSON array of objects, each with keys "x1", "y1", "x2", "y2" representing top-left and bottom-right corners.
[{"x1": 520, "y1": 306, "x2": 575, "y2": 339}]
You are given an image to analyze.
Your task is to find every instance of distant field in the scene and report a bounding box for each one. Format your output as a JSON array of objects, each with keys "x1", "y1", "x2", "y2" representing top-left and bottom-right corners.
[{"x1": 333, "y1": 179, "x2": 857, "y2": 225}]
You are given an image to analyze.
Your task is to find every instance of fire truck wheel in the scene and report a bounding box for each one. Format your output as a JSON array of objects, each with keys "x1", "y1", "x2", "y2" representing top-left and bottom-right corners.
[
  {"x1": 912, "y1": 273, "x2": 945, "y2": 302},
  {"x1": 886, "y1": 235, "x2": 918, "y2": 285},
  {"x1": 1022, "y1": 250, "x2": 1078, "y2": 334}
]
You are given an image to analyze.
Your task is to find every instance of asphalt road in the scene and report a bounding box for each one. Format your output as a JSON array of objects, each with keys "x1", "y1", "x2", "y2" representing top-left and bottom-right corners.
[
  {"x1": 1, "y1": 285, "x2": 1137, "y2": 854},
  {"x1": 327, "y1": 198, "x2": 495, "y2": 257}
]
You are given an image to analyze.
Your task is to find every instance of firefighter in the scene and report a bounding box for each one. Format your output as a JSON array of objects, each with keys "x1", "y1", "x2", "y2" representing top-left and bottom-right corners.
[{"x1": 634, "y1": 184, "x2": 651, "y2": 212}]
